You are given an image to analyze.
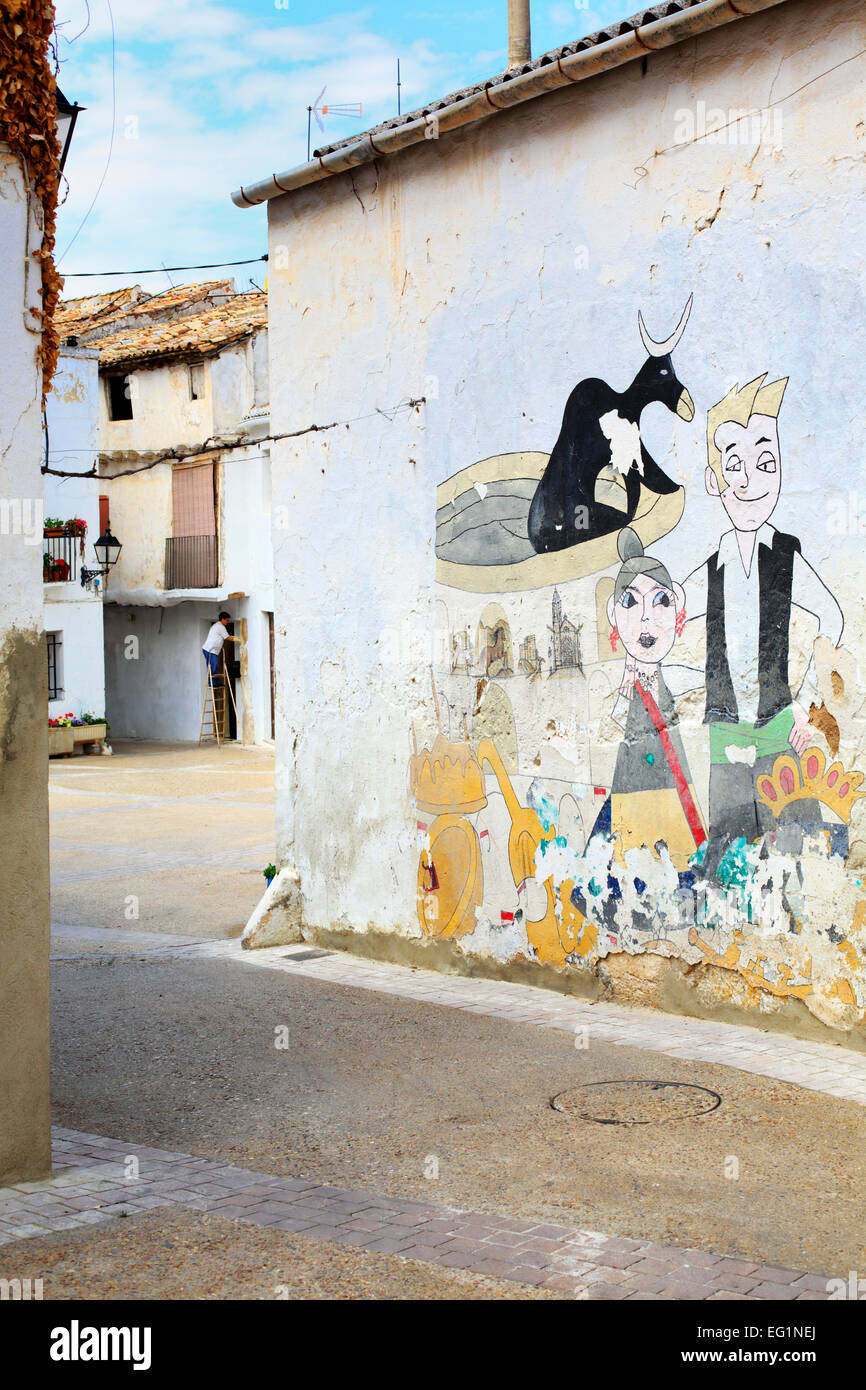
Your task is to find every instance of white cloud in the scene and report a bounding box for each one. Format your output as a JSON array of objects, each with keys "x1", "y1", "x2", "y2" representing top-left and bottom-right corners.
[
  {"x1": 53, "y1": 1, "x2": 492, "y2": 291},
  {"x1": 548, "y1": 4, "x2": 605, "y2": 33}
]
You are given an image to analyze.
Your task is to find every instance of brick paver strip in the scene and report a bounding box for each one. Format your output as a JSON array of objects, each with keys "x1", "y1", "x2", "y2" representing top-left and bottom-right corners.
[
  {"x1": 164, "y1": 939, "x2": 866, "y2": 1107},
  {"x1": 0, "y1": 1129, "x2": 836, "y2": 1301}
]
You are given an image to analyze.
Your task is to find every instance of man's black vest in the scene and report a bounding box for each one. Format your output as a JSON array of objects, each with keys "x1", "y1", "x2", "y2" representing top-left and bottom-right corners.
[{"x1": 705, "y1": 529, "x2": 801, "y2": 728}]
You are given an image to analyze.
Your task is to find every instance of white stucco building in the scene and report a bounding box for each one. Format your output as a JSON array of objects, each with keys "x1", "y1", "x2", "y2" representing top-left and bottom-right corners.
[
  {"x1": 43, "y1": 346, "x2": 106, "y2": 723},
  {"x1": 0, "y1": 8, "x2": 59, "y2": 1181},
  {"x1": 56, "y1": 281, "x2": 275, "y2": 744},
  {"x1": 234, "y1": 0, "x2": 866, "y2": 1044}
]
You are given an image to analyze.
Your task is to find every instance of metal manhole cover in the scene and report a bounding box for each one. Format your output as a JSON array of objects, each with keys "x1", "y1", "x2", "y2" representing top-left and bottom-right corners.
[
  {"x1": 551, "y1": 1080, "x2": 721, "y2": 1126},
  {"x1": 282, "y1": 949, "x2": 332, "y2": 963}
]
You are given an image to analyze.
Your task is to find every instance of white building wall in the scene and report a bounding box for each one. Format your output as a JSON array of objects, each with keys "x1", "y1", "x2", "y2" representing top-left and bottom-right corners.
[
  {"x1": 104, "y1": 601, "x2": 216, "y2": 741},
  {"x1": 263, "y1": 0, "x2": 866, "y2": 1037},
  {"x1": 0, "y1": 143, "x2": 51, "y2": 1179},
  {"x1": 104, "y1": 594, "x2": 272, "y2": 744},
  {"x1": 100, "y1": 341, "x2": 274, "y2": 742},
  {"x1": 100, "y1": 357, "x2": 215, "y2": 453},
  {"x1": 99, "y1": 336, "x2": 265, "y2": 456},
  {"x1": 44, "y1": 348, "x2": 105, "y2": 720}
]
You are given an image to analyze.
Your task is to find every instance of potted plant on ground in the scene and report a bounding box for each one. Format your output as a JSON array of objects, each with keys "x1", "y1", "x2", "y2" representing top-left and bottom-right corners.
[{"x1": 263, "y1": 862, "x2": 276, "y2": 888}]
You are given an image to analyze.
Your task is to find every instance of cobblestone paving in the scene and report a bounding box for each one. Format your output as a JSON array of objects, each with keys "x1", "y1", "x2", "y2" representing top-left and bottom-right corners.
[{"x1": 0, "y1": 1131, "x2": 834, "y2": 1300}]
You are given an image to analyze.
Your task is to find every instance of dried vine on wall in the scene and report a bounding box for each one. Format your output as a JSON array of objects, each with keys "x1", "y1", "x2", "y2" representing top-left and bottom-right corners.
[{"x1": 0, "y1": 0, "x2": 62, "y2": 396}]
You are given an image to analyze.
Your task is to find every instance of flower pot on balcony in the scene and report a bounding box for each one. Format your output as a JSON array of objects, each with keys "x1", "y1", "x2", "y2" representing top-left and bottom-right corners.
[{"x1": 48, "y1": 726, "x2": 74, "y2": 756}]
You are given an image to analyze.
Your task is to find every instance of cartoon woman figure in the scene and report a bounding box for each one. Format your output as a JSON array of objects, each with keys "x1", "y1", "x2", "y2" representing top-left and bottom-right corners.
[{"x1": 605, "y1": 527, "x2": 706, "y2": 874}]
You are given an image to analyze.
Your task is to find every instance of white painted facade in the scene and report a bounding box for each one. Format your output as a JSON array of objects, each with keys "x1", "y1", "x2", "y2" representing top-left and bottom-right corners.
[
  {"x1": 257, "y1": 0, "x2": 866, "y2": 1040},
  {"x1": 1, "y1": 147, "x2": 44, "y2": 634},
  {"x1": 0, "y1": 140, "x2": 51, "y2": 1179},
  {"x1": 44, "y1": 348, "x2": 106, "y2": 721},
  {"x1": 100, "y1": 329, "x2": 274, "y2": 744}
]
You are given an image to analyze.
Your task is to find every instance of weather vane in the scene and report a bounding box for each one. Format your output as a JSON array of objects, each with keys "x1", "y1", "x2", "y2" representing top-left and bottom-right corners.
[{"x1": 307, "y1": 88, "x2": 363, "y2": 161}]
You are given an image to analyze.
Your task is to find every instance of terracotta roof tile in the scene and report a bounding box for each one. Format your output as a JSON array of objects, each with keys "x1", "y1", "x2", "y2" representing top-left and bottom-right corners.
[
  {"x1": 57, "y1": 278, "x2": 240, "y2": 343},
  {"x1": 95, "y1": 291, "x2": 267, "y2": 370},
  {"x1": 55, "y1": 286, "x2": 144, "y2": 339},
  {"x1": 127, "y1": 279, "x2": 236, "y2": 319}
]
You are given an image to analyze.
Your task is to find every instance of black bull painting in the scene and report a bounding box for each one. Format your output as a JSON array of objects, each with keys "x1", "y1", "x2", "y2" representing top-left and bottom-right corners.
[{"x1": 434, "y1": 297, "x2": 694, "y2": 579}]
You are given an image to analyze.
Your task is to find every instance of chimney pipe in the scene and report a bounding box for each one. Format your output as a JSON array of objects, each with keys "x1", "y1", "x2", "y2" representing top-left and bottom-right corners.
[{"x1": 507, "y1": 0, "x2": 531, "y2": 69}]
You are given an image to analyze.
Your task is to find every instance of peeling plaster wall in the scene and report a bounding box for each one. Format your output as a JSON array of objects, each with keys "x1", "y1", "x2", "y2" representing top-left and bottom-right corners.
[
  {"x1": 266, "y1": 0, "x2": 866, "y2": 1041},
  {"x1": 0, "y1": 147, "x2": 51, "y2": 1180},
  {"x1": 102, "y1": 457, "x2": 173, "y2": 596},
  {"x1": 98, "y1": 338, "x2": 265, "y2": 454},
  {"x1": 100, "y1": 358, "x2": 215, "y2": 453}
]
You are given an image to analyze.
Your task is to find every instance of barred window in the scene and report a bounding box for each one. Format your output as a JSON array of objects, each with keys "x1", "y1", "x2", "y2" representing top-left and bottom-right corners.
[{"x1": 47, "y1": 631, "x2": 63, "y2": 701}]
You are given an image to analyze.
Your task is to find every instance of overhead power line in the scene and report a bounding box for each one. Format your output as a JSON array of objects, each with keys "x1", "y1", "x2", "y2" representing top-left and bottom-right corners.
[
  {"x1": 42, "y1": 397, "x2": 427, "y2": 478},
  {"x1": 64, "y1": 254, "x2": 269, "y2": 278}
]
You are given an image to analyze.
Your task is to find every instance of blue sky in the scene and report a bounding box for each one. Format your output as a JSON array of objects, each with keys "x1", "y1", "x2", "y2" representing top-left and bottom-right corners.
[{"x1": 54, "y1": 0, "x2": 632, "y2": 296}]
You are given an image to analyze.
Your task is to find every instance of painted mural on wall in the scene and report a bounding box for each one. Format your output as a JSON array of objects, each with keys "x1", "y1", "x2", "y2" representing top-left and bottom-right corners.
[{"x1": 411, "y1": 298, "x2": 866, "y2": 1033}]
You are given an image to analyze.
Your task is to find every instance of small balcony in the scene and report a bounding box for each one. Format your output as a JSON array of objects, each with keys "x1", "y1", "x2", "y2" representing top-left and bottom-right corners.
[
  {"x1": 164, "y1": 534, "x2": 218, "y2": 589},
  {"x1": 43, "y1": 534, "x2": 79, "y2": 584}
]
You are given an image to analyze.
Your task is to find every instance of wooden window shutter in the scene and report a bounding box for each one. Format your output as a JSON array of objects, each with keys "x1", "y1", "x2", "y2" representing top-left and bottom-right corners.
[{"x1": 172, "y1": 462, "x2": 215, "y2": 537}]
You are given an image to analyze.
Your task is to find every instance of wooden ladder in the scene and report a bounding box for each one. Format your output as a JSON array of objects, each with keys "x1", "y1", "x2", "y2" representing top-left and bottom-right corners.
[{"x1": 199, "y1": 658, "x2": 238, "y2": 746}]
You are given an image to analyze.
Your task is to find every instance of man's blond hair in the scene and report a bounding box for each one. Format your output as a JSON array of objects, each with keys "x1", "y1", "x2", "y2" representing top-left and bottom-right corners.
[{"x1": 706, "y1": 373, "x2": 788, "y2": 491}]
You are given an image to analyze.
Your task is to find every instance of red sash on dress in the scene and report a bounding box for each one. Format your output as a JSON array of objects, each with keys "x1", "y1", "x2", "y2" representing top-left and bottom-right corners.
[{"x1": 634, "y1": 680, "x2": 706, "y2": 851}]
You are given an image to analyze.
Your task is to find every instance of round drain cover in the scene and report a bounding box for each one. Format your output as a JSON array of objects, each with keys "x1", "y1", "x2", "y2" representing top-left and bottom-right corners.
[{"x1": 551, "y1": 1079, "x2": 721, "y2": 1126}]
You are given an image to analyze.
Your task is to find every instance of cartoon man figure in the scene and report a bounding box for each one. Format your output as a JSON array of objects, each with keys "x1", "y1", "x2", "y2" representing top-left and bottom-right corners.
[{"x1": 684, "y1": 375, "x2": 843, "y2": 863}]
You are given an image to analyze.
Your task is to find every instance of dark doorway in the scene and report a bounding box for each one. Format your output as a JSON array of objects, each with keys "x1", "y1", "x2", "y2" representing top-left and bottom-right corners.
[{"x1": 219, "y1": 622, "x2": 239, "y2": 741}]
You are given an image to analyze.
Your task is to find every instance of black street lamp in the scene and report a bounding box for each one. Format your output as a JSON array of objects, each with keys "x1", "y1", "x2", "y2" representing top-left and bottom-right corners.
[
  {"x1": 81, "y1": 528, "x2": 122, "y2": 592},
  {"x1": 56, "y1": 86, "x2": 84, "y2": 175}
]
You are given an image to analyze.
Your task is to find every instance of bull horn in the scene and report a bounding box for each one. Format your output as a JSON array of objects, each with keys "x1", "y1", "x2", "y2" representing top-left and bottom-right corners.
[{"x1": 638, "y1": 293, "x2": 693, "y2": 357}]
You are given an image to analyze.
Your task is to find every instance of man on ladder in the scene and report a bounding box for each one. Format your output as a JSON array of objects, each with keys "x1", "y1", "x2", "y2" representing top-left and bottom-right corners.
[{"x1": 201, "y1": 612, "x2": 241, "y2": 746}]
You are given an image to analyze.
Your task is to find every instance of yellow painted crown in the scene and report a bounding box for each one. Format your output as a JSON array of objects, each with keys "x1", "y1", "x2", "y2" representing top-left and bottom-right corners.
[
  {"x1": 410, "y1": 733, "x2": 487, "y2": 815},
  {"x1": 757, "y1": 748, "x2": 865, "y2": 824}
]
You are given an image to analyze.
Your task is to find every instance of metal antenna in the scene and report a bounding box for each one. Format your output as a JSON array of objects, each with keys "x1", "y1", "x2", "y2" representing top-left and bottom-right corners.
[
  {"x1": 307, "y1": 87, "x2": 363, "y2": 161},
  {"x1": 397, "y1": 58, "x2": 401, "y2": 116}
]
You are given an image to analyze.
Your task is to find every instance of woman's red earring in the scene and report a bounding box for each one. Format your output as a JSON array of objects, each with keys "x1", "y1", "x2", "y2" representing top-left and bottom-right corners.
[
  {"x1": 609, "y1": 626, "x2": 619, "y2": 652},
  {"x1": 675, "y1": 608, "x2": 686, "y2": 637}
]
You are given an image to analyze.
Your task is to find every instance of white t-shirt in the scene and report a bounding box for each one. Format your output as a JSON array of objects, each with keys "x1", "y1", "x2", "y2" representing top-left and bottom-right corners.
[{"x1": 203, "y1": 621, "x2": 229, "y2": 655}]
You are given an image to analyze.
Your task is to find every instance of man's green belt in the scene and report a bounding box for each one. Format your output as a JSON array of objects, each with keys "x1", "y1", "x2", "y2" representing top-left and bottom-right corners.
[{"x1": 709, "y1": 706, "x2": 795, "y2": 765}]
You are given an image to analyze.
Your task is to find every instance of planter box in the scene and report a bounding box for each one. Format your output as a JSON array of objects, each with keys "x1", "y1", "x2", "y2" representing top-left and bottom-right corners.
[
  {"x1": 72, "y1": 723, "x2": 107, "y2": 754},
  {"x1": 48, "y1": 726, "x2": 74, "y2": 756}
]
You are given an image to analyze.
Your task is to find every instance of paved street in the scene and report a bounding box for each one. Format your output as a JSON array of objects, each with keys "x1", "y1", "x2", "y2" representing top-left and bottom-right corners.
[
  {"x1": 49, "y1": 740, "x2": 275, "y2": 946},
  {"x1": 6, "y1": 742, "x2": 861, "y2": 1298}
]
